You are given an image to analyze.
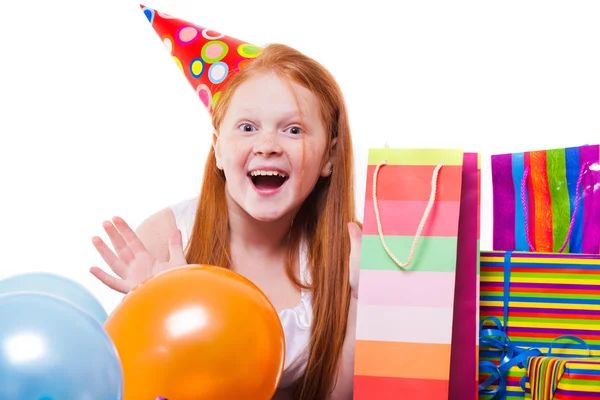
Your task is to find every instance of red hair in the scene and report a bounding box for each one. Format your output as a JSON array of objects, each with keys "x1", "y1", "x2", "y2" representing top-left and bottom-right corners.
[{"x1": 185, "y1": 43, "x2": 359, "y2": 399}]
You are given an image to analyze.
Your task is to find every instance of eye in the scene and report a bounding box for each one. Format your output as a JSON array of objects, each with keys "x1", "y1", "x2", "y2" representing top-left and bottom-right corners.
[
  {"x1": 286, "y1": 126, "x2": 303, "y2": 135},
  {"x1": 239, "y1": 123, "x2": 256, "y2": 133}
]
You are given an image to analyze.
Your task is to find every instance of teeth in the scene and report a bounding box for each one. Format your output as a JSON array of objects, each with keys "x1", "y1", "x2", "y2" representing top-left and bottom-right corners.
[{"x1": 250, "y1": 170, "x2": 287, "y2": 178}]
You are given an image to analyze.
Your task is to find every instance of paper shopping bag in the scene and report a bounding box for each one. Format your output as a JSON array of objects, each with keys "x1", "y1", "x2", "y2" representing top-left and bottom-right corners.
[
  {"x1": 478, "y1": 251, "x2": 600, "y2": 399},
  {"x1": 449, "y1": 152, "x2": 482, "y2": 400},
  {"x1": 353, "y1": 148, "x2": 480, "y2": 400},
  {"x1": 491, "y1": 144, "x2": 600, "y2": 254}
]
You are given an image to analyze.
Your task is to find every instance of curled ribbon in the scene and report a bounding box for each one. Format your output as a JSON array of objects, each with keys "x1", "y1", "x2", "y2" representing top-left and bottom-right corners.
[{"x1": 478, "y1": 316, "x2": 543, "y2": 399}]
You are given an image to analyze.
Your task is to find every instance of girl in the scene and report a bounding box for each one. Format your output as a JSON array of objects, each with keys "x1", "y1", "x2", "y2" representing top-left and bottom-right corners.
[{"x1": 91, "y1": 8, "x2": 362, "y2": 400}]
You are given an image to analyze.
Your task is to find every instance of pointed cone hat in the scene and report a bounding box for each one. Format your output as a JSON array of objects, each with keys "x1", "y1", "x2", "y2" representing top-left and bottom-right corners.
[{"x1": 140, "y1": 5, "x2": 264, "y2": 115}]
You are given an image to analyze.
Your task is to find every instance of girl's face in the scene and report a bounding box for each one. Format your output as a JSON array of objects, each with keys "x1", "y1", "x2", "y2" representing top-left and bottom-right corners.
[{"x1": 214, "y1": 72, "x2": 334, "y2": 222}]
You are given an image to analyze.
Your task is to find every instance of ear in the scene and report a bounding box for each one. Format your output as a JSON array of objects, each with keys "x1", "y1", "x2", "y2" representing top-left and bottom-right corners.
[
  {"x1": 212, "y1": 131, "x2": 223, "y2": 169},
  {"x1": 320, "y1": 137, "x2": 338, "y2": 177}
]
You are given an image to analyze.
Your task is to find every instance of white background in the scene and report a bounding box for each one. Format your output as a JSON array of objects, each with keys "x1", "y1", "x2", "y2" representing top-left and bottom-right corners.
[{"x1": 1, "y1": 0, "x2": 599, "y2": 314}]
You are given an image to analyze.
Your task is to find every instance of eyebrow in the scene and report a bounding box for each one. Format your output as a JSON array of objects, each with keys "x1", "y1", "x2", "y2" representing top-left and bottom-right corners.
[{"x1": 237, "y1": 107, "x2": 308, "y2": 121}]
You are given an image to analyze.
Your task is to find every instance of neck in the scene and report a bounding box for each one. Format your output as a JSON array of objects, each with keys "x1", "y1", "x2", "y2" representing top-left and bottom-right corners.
[{"x1": 225, "y1": 192, "x2": 297, "y2": 255}]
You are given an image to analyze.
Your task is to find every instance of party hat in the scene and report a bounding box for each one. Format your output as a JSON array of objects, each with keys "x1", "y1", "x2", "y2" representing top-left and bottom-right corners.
[{"x1": 140, "y1": 5, "x2": 264, "y2": 115}]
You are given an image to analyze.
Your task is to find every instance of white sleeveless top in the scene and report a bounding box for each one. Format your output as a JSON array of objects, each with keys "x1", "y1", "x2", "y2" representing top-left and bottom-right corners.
[{"x1": 169, "y1": 198, "x2": 313, "y2": 389}]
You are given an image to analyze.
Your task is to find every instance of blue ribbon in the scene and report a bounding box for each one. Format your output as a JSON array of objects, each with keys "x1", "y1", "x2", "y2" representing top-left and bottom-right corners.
[
  {"x1": 478, "y1": 316, "x2": 543, "y2": 399},
  {"x1": 478, "y1": 251, "x2": 592, "y2": 399},
  {"x1": 478, "y1": 251, "x2": 543, "y2": 399}
]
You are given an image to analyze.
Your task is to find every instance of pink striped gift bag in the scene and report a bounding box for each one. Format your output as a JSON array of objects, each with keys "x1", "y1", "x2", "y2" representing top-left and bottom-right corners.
[{"x1": 353, "y1": 148, "x2": 481, "y2": 399}]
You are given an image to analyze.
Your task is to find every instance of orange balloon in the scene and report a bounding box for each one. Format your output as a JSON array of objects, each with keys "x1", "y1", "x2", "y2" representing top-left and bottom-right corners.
[{"x1": 104, "y1": 264, "x2": 285, "y2": 400}]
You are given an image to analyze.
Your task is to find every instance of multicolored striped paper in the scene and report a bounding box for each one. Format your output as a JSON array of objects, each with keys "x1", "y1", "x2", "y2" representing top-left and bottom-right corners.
[
  {"x1": 491, "y1": 144, "x2": 600, "y2": 254},
  {"x1": 353, "y1": 148, "x2": 479, "y2": 399},
  {"x1": 479, "y1": 251, "x2": 600, "y2": 399},
  {"x1": 526, "y1": 355, "x2": 600, "y2": 400}
]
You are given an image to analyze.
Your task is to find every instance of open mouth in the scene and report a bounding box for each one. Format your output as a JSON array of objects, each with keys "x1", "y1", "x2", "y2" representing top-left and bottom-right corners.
[{"x1": 249, "y1": 170, "x2": 289, "y2": 190}]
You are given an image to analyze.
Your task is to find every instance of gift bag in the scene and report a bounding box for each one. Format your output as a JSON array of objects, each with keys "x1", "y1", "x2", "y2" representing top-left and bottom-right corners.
[
  {"x1": 525, "y1": 342, "x2": 600, "y2": 400},
  {"x1": 491, "y1": 144, "x2": 600, "y2": 254},
  {"x1": 478, "y1": 251, "x2": 600, "y2": 399},
  {"x1": 353, "y1": 148, "x2": 480, "y2": 399}
]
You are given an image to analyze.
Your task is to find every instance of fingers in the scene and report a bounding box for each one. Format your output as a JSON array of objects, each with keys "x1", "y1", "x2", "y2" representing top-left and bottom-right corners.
[
  {"x1": 89, "y1": 266, "x2": 131, "y2": 294},
  {"x1": 348, "y1": 222, "x2": 363, "y2": 298},
  {"x1": 102, "y1": 220, "x2": 135, "y2": 265},
  {"x1": 112, "y1": 216, "x2": 148, "y2": 255},
  {"x1": 348, "y1": 222, "x2": 363, "y2": 258},
  {"x1": 92, "y1": 236, "x2": 128, "y2": 278},
  {"x1": 168, "y1": 229, "x2": 187, "y2": 266}
]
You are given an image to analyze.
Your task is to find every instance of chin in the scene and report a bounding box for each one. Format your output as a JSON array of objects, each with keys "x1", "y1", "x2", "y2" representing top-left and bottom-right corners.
[
  {"x1": 242, "y1": 200, "x2": 302, "y2": 223},
  {"x1": 246, "y1": 208, "x2": 289, "y2": 222},
  {"x1": 226, "y1": 186, "x2": 302, "y2": 223}
]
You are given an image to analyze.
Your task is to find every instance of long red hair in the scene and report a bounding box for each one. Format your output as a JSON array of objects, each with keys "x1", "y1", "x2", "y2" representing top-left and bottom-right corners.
[{"x1": 185, "y1": 43, "x2": 358, "y2": 399}]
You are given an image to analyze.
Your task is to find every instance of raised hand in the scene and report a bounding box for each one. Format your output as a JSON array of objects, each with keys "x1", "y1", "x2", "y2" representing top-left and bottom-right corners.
[
  {"x1": 348, "y1": 221, "x2": 362, "y2": 299},
  {"x1": 90, "y1": 216, "x2": 187, "y2": 294}
]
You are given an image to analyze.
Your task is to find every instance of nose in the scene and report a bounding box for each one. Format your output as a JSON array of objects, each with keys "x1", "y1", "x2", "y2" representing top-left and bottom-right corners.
[{"x1": 252, "y1": 130, "x2": 283, "y2": 157}]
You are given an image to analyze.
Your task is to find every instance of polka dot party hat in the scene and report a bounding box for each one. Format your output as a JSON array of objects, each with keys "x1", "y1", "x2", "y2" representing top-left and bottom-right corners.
[{"x1": 140, "y1": 4, "x2": 264, "y2": 115}]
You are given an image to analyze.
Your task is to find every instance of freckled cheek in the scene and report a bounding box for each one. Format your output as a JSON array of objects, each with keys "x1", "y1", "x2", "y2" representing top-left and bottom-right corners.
[
  {"x1": 290, "y1": 155, "x2": 321, "y2": 183},
  {"x1": 295, "y1": 139, "x2": 326, "y2": 169},
  {"x1": 220, "y1": 139, "x2": 248, "y2": 169},
  {"x1": 221, "y1": 155, "x2": 247, "y2": 180},
  {"x1": 285, "y1": 146, "x2": 304, "y2": 172},
  {"x1": 221, "y1": 137, "x2": 242, "y2": 152}
]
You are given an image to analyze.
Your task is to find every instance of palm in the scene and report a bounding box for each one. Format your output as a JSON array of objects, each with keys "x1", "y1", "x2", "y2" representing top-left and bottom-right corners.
[
  {"x1": 348, "y1": 222, "x2": 362, "y2": 299},
  {"x1": 90, "y1": 216, "x2": 187, "y2": 294}
]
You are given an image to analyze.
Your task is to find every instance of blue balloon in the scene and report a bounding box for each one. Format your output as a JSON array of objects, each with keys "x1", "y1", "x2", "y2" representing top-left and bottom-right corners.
[
  {"x1": 0, "y1": 292, "x2": 123, "y2": 399},
  {"x1": 0, "y1": 272, "x2": 108, "y2": 324}
]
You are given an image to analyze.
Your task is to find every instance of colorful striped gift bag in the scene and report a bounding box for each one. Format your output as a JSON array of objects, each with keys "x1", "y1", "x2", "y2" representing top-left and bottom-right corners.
[
  {"x1": 525, "y1": 351, "x2": 600, "y2": 400},
  {"x1": 353, "y1": 148, "x2": 480, "y2": 399},
  {"x1": 491, "y1": 144, "x2": 600, "y2": 254},
  {"x1": 478, "y1": 251, "x2": 600, "y2": 399}
]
